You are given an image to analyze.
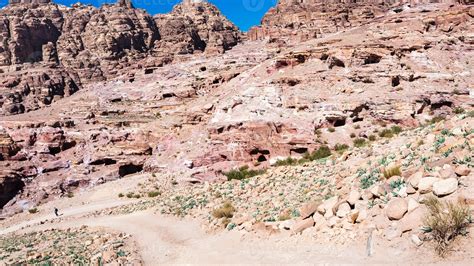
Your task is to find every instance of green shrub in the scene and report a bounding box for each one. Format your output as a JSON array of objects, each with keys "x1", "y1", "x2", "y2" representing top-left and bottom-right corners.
[
  {"x1": 28, "y1": 208, "x2": 38, "y2": 214},
  {"x1": 427, "y1": 116, "x2": 445, "y2": 124},
  {"x1": 379, "y1": 129, "x2": 394, "y2": 138},
  {"x1": 303, "y1": 146, "x2": 332, "y2": 161},
  {"x1": 212, "y1": 201, "x2": 235, "y2": 219},
  {"x1": 368, "y1": 135, "x2": 377, "y2": 141},
  {"x1": 274, "y1": 157, "x2": 299, "y2": 167},
  {"x1": 328, "y1": 127, "x2": 336, "y2": 133},
  {"x1": 118, "y1": 193, "x2": 124, "y2": 198},
  {"x1": 423, "y1": 197, "x2": 470, "y2": 257},
  {"x1": 391, "y1": 126, "x2": 402, "y2": 134},
  {"x1": 224, "y1": 166, "x2": 266, "y2": 181},
  {"x1": 334, "y1": 143, "x2": 349, "y2": 152},
  {"x1": 353, "y1": 138, "x2": 366, "y2": 148},
  {"x1": 148, "y1": 191, "x2": 161, "y2": 198},
  {"x1": 453, "y1": 107, "x2": 465, "y2": 114}
]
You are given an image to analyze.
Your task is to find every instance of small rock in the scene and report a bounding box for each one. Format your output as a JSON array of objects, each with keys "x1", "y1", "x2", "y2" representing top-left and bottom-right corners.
[
  {"x1": 356, "y1": 209, "x2": 368, "y2": 223},
  {"x1": 328, "y1": 216, "x2": 339, "y2": 228},
  {"x1": 406, "y1": 184, "x2": 416, "y2": 194},
  {"x1": 438, "y1": 164, "x2": 456, "y2": 179},
  {"x1": 300, "y1": 201, "x2": 320, "y2": 219},
  {"x1": 292, "y1": 218, "x2": 315, "y2": 234},
  {"x1": 400, "y1": 206, "x2": 425, "y2": 233},
  {"x1": 317, "y1": 196, "x2": 339, "y2": 216},
  {"x1": 386, "y1": 198, "x2": 408, "y2": 220},
  {"x1": 348, "y1": 209, "x2": 360, "y2": 224},
  {"x1": 336, "y1": 202, "x2": 351, "y2": 218},
  {"x1": 433, "y1": 178, "x2": 458, "y2": 197},
  {"x1": 408, "y1": 170, "x2": 424, "y2": 189},
  {"x1": 411, "y1": 234, "x2": 423, "y2": 246},
  {"x1": 370, "y1": 185, "x2": 385, "y2": 198},
  {"x1": 348, "y1": 190, "x2": 361, "y2": 206},
  {"x1": 418, "y1": 177, "x2": 440, "y2": 194},
  {"x1": 407, "y1": 198, "x2": 419, "y2": 213},
  {"x1": 455, "y1": 165, "x2": 471, "y2": 177}
]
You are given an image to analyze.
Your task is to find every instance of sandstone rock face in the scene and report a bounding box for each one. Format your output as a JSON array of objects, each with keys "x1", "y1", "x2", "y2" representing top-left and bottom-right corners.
[
  {"x1": 0, "y1": 0, "x2": 241, "y2": 116},
  {"x1": 153, "y1": 0, "x2": 241, "y2": 57},
  {"x1": 249, "y1": 0, "x2": 464, "y2": 42}
]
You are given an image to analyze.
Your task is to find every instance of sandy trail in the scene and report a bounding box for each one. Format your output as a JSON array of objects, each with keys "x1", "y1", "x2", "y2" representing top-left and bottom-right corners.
[{"x1": 2, "y1": 174, "x2": 471, "y2": 265}]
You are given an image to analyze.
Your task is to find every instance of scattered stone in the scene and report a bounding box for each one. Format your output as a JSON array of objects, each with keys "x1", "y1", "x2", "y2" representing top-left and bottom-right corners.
[
  {"x1": 292, "y1": 218, "x2": 315, "y2": 234},
  {"x1": 411, "y1": 234, "x2": 423, "y2": 246},
  {"x1": 299, "y1": 201, "x2": 320, "y2": 219},
  {"x1": 433, "y1": 178, "x2": 458, "y2": 197},
  {"x1": 386, "y1": 198, "x2": 408, "y2": 220},
  {"x1": 336, "y1": 202, "x2": 351, "y2": 218},
  {"x1": 455, "y1": 165, "x2": 471, "y2": 177},
  {"x1": 418, "y1": 177, "x2": 440, "y2": 194}
]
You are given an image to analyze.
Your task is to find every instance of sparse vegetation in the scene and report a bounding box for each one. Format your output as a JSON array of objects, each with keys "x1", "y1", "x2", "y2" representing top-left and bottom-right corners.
[
  {"x1": 118, "y1": 193, "x2": 124, "y2": 198},
  {"x1": 212, "y1": 201, "x2": 235, "y2": 219},
  {"x1": 147, "y1": 191, "x2": 161, "y2": 198},
  {"x1": 423, "y1": 197, "x2": 470, "y2": 257},
  {"x1": 453, "y1": 107, "x2": 465, "y2": 114},
  {"x1": 350, "y1": 133, "x2": 356, "y2": 138},
  {"x1": 274, "y1": 157, "x2": 299, "y2": 167},
  {"x1": 28, "y1": 208, "x2": 38, "y2": 214},
  {"x1": 383, "y1": 165, "x2": 402, "y2": 179},
  {"x1": 427, "y1": 116, "x2": 445, "y2": 125},
  {"x1": 303, "y1": 145, "x2": 332, "y2": 161},
  {"x1": 334, "y1": 143, "x2": 349, "y2": 152},
  {"x1": 353, "y1": 138, "x2": 366, "y2": 147},
  {"x1": 368, "y1": 135, "x2": 377, "y2": 141},
  {"x1": 224, "y1": 166, "x2": 266, "y2": 181}
]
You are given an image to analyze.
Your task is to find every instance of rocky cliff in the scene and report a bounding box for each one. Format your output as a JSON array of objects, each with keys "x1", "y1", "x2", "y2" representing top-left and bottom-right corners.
[
  {"x1": 249, "y1": 0, "x2": 467, "y2": 42},
  {"x1": 0, "y1": 0, "x2": 241, "y2": 116}
]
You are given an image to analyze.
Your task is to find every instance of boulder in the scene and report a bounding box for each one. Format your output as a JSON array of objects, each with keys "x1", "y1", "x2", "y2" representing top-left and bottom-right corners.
[
  {"x1": 400, "y1": 206, "x2": 426, "y2": 233},
  {"x1": 455, "y1": 165, "x2": 471, "y2": 177},
  {"x1": 418, "y1": 177, "x2": 440, "y2": 194},
  {"x1": 317, "y1": 196, "x2": 339, "y2": 216},
  {"x1": 433, "y1": 178, "x2": 458, "y2": 197},
  {"x1": 438, "y1": 165, "x2": 456, "y2": 179},
  {"x1": 347, "y1": 190, "x2": 361, "y2": 206},
  {"x1": 292, "y1": 218, "x2": 315, "y2": 234},
  {"x1": 386, "y1": 198, "x2": 408, "y2": 220},
  {"x1": 336, "y1": 202, "x2": 351, "y2": 218},
  {"x1": 299, "y1": 201, "x2": 320, "y2": 219},
  {"x1": 408, "y1": 171, "x2": 423, "y2": 189}
]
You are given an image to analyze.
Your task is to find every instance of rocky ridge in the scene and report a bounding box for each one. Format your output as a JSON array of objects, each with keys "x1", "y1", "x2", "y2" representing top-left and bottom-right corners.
[
  {"x1": 0, "y1": 0, "x2": 241, "y2": 115},
  {"x1": 249, "y1": 0, "x2": 466, "y2": 42}
]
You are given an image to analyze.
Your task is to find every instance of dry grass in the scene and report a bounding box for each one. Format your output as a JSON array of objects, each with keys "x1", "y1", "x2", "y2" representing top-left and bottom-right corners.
[
  {"x1": 423, "y1": 197, "x2": 471, "y2": 257},
  {"x1": 383, "y1": 165, "x2": 402, "y2": 179},
  {"x1": 212, "y1": 201, "x2": 235, "y2": 219}
]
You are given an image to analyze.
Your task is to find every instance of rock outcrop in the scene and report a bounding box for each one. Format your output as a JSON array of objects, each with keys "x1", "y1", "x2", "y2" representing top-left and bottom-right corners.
[
  {"x1": 249, "y1": 0, "x2": 466, "y2": 42},
  {"x1": 0, "y1": 0, "x2": 241, "y2": 116}
]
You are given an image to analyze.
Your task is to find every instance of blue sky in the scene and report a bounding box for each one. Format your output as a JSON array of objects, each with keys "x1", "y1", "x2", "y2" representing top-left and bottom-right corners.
[{"x1": 0, "y1": 0, "x2": 278, "y2": 31}]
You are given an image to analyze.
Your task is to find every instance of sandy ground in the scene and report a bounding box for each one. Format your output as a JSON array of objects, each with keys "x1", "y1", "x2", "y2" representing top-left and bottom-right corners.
[{"x1": 1, "y1": 174, "x2": 473, "y2": 265}]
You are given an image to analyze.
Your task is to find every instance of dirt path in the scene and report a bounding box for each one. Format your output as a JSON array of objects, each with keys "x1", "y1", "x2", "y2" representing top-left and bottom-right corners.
[
  {"x1": 4, "y1": 206, "x2": 443, "y2": 265},
  {"x1": 2, "y1": 174, "x2": 472, "y2": 265}
]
